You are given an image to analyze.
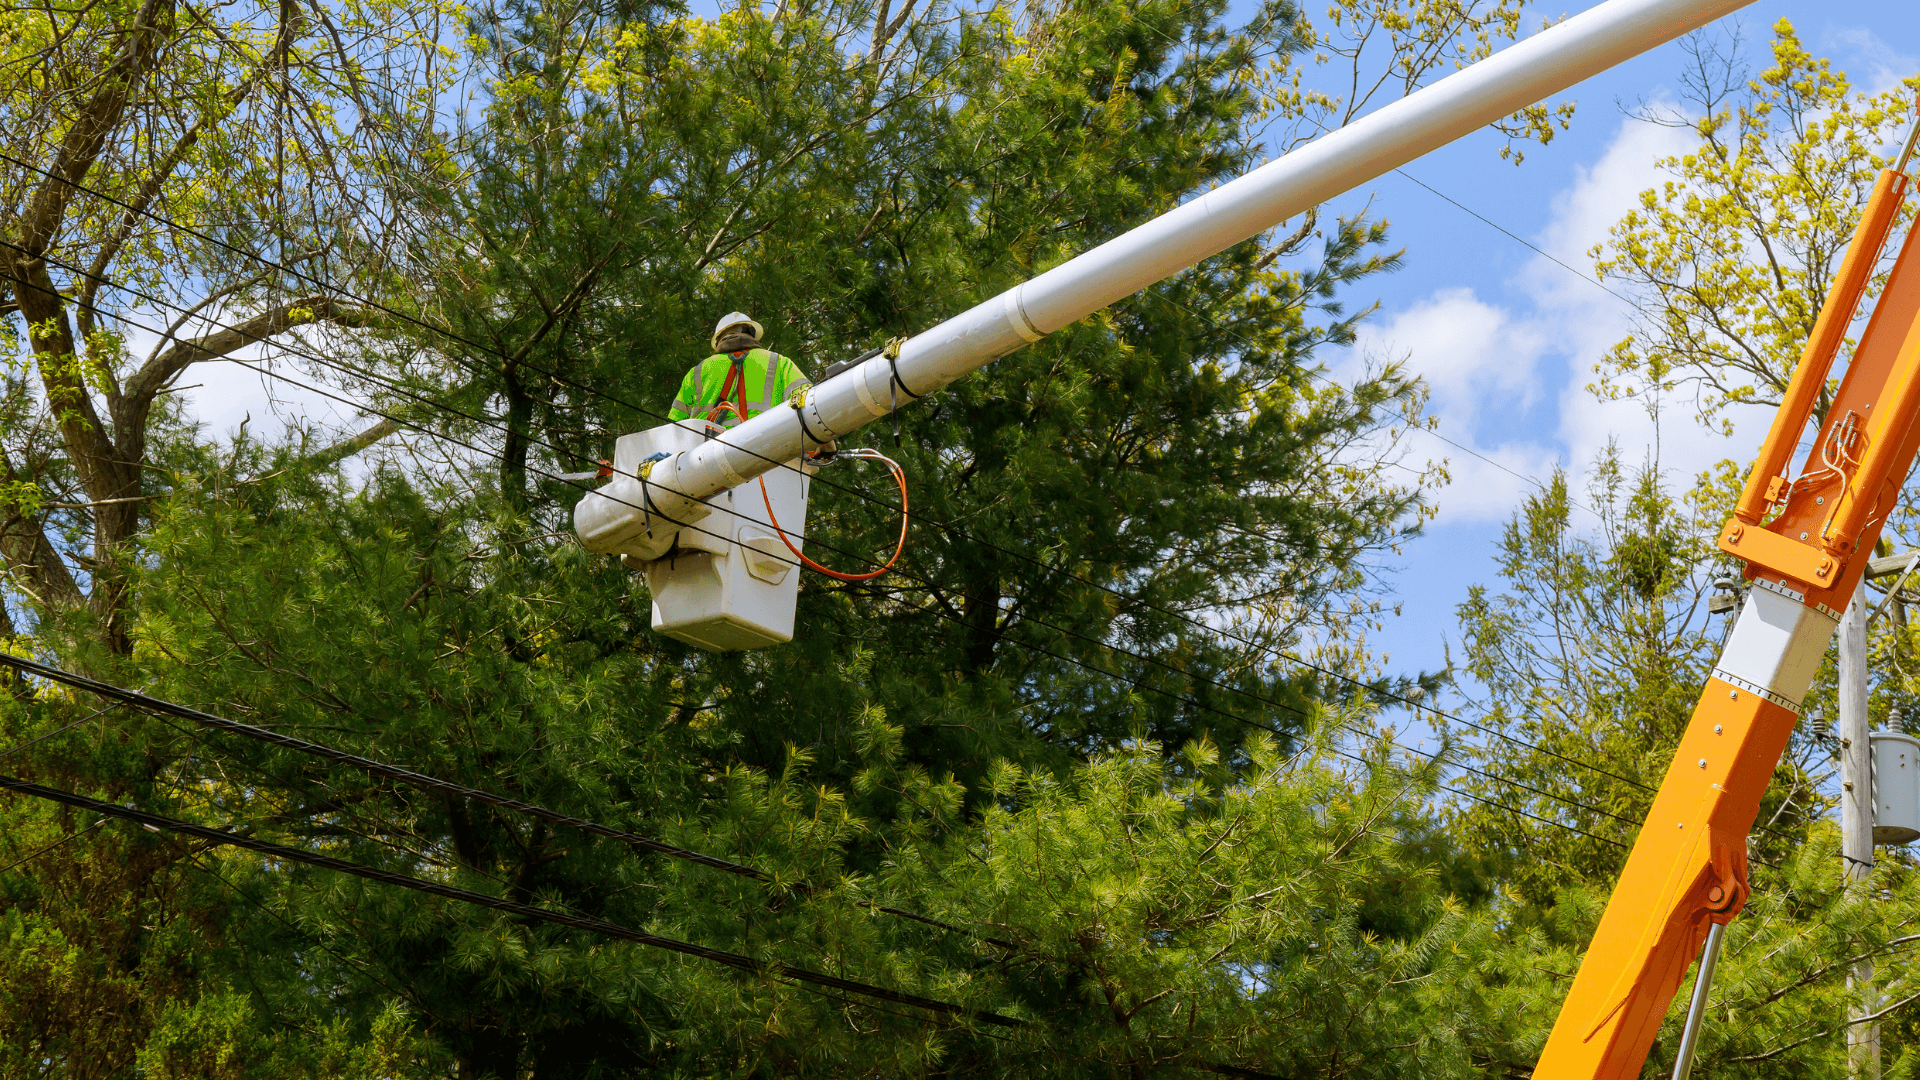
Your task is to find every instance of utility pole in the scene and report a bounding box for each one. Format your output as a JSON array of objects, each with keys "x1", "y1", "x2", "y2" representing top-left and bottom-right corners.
[
  {"x1": 1845, "y1": 551, "x2": 1920, "y2": 1078},
  {"x1": 1840, "y1": 589, "x2": 1878, "y2": 1080}
]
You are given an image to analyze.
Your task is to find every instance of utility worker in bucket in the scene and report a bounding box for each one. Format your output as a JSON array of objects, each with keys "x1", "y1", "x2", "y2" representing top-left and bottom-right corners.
[{"x1": 668, "y1": 311, "x2": 812, "y2": 428}]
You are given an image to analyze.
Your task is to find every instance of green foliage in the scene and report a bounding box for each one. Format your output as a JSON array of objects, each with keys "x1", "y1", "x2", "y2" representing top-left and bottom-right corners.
[
  {"x1": 0, "y1": 0, "x2": 1650, "y2": 1073},
  {"x1": 1454, "y1": 451, "x2": 1826, "y2": 903},
  {"x1": 1445, "y1": 451, "x2": 1920, "y2": 1076},
  {"x1": 1592, "y1": 22, "x2": 1920, "y2": 432},
  {"x1": 921, "y1": 731, "x2": 1512, "y2": 1077}
]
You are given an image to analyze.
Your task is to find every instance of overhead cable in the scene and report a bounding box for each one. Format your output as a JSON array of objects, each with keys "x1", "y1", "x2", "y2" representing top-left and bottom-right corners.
[
  {"x1": 0, "y1": 152, "x2": 1657, "y2": 807},
  {"x1": 0, "y1": 185, "x2": 1652, "y2": 851},
  {"x1": 0, "y1": 773, "x2": 1024, "y2": 1028},
  {"x1": 0, "y1": 652, "x2": 767, "y2": 874},
  {"x1": 1393, "y1": 168, "x2": 1640, "y2": 308},
  {"x1": 0, "y1": 816, "x2": 108, "y2": 876},
  {"x1": 0, "y1": 701, "x2": 123, "y2": 759},
  {"x1": 0, "y1": 651, "x2": 994, "y2": 942}
]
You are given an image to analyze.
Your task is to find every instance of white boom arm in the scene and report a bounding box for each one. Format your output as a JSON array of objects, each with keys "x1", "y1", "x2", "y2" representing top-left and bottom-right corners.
[{"x1": 577, "y1": 0, "x2": 1755, "y2": 560}]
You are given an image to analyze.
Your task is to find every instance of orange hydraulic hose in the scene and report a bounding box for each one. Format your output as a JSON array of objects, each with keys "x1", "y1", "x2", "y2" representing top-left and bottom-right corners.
[
  {"x1": 705, "y1": 394, "x2": 747, "y2": 428},
  {"x1": 704, "y1": 401, "x2": 910, "y2": 580},
  {"x1": 759, "y1": 453, "x2": 909, "y2": 582}
]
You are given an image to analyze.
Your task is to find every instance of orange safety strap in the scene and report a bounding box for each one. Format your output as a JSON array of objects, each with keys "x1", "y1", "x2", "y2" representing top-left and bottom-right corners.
[{"x1": 715, "y1": 353, "x2": 750, "y2": 423}]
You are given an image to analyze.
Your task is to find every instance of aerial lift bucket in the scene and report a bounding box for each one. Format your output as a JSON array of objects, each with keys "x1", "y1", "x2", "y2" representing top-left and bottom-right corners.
[{"x1": 576, "y1": 421, "x2": 814, "y2": 652}]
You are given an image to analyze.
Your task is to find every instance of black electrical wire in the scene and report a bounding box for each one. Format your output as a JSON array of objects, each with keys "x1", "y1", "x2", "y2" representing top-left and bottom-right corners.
[
  {"x1": 9, "y1": 781, "x2": 1301, "y2": 1075},
  {"x1": 151, "y1": 717, "x2": 1010, "y2": 1017},
  {"x1": 1, "y1": 257, "x2": 1646, "y2": 854},
  {"x1": 0, "y1": 773, "x2": 1025, "y2": 1027},
  {"x1": 0, "y1": 151, "x2": 1666, "y2": 807},
  {"x1": 0, "y1": 651, "x2": 1002, "y2": 941},
  {"x1": 1394, "y1": 168, "x2": 1639, "y2": 308},
  {"x1": 0, "y1": 815, "x2": 108, "y2": 876},
  {"x1": 142, "y1": 704, "x2": 550, "y2": 893},
  {"x1": 0, "y1": 176, "x2": 1661, "y2": 853},
  {"x1": 188, "y1": 844, "x2": 991, "y2": 1043},
  {"x1": 0, "y1": 652, "x2": 767, "y2": 874}
]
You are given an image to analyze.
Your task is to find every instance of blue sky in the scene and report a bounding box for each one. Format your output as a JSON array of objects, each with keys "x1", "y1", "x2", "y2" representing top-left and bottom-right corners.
[{"x1": 1309, "y1": 1, "x2": 1920, "y2": 701}]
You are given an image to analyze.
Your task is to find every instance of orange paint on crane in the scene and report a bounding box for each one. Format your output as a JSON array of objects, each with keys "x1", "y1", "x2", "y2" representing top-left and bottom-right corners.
[
  {"x1": 1533, "y1": 685, "x2": 1792, "y2": 1077},
  {"x1": 1733, "y1": 169, "x2": 1907, "y2": 531},
  {"x1": 1538, "y1": 156, "x2": 1920, "y2": 1079},
  {"x1": 1725, "y1": 168, "x2": 1920, "y2": 608}
]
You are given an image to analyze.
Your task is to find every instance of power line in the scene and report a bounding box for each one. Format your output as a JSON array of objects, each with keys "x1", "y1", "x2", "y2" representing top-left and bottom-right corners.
[
  {"x1": 0, "y1": 267, "x2": 1648, "y2": 859},
  {"x1": 1393, "y1": 168, "x2": 1640, "y2": 309},
  {"x1": 2, "y1": 775, "x2": 1303, "y2": 1077},
  {"x1": 0, "y1": 701, "x2": 123, "y2": 759},
  {"x1": 148, "y1": 705, "x2": 1021, "y2": 1015},
  {"x1": 0, "y1": 166, "x2": 1661, "y2": 851},
  {"x1": 0, "y1": 150, "x2": 1655, "y2": 808},
  {"x1": 0, "y1": 815, "x2": 108, "y2": 876},
  {"x1": 0, "y1": 773, "x2": 1025, "y2": 1028},
  {"x1": 145, "y1": 705, "x2": 558, "y2": 893},
  {"x1": 0, "y1": 651, "x2": 1002, "y2": 944}
]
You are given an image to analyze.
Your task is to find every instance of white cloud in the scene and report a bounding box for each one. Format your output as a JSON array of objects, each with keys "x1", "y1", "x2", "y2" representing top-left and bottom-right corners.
[
  {"x1": 1821, "y1": 25, "x2": 1919, "y2": 96},
  {"x1": 1535, "y1": 114, "x2": 1770, "y2": 505},
  {"x1": 1349, "y1": 111, "x2": 1772, "y2": 528},
  {"x1": 1353, "y1": 286, "x2": 1549, "y2": 416},
  {"x1": 1344, "y1": 287, "x2": 1560, "y2": 522},
  {"x1": 1531, "y1": 113, "x2": 1692, "y2": 318},
  {"x1": 1424, "y1": 438, "x2": 1566, "y2": 523}
]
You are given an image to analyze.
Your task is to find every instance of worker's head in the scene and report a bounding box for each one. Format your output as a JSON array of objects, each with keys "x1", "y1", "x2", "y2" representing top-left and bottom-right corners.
[{"x1": 710, "y1": 311, "x2": 764, "y2": 352}]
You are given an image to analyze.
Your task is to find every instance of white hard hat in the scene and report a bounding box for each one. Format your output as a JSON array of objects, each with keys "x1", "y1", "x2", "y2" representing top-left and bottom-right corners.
[{"x1": 710, "y1": 311, "x2": 764, "y2": 351}]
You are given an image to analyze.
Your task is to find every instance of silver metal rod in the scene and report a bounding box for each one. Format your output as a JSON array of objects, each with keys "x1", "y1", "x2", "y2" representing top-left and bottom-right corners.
[
  {"x1": 1671, "y1": 921, "x2": 1727, "y2": 1080},
  {"x1": 1896, "y1": 98, "x2": 1920, "y2": 177}
]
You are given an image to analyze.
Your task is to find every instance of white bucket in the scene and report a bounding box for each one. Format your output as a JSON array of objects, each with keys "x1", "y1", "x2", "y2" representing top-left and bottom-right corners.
[{"x1": 584, "y1": 421, "x2": 812, "y2": 652}]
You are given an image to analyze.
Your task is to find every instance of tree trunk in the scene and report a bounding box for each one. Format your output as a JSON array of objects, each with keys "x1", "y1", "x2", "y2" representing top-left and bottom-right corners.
[
  {"x1": 962, "y1": 577, "x2": 1002, "y2": 671},
  {"x1": 500, "y1": 363, "x2": 532, "y2": 512}
]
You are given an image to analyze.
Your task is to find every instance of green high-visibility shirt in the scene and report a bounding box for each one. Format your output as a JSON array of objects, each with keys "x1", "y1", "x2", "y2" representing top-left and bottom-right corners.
[{"x1": 666, "y1": 348, "x2": 811, "y2": 427}]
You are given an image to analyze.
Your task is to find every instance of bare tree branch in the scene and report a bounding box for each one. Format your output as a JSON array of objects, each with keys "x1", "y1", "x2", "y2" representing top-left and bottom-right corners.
[{"x1": 126, "y1": 294, "x2": 369, "y2": 406}]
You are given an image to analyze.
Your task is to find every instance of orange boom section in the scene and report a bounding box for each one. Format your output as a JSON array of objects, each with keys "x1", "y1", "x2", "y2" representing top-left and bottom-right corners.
[{"x1": 1536, "y1": 153, "x2": 1920, "y2": 1080}]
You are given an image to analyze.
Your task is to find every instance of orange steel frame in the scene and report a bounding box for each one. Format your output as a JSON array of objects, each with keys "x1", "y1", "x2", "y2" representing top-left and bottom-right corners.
[{"x1": 1534, "y1": 158, "x2": 1920, "y2": 1078}]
